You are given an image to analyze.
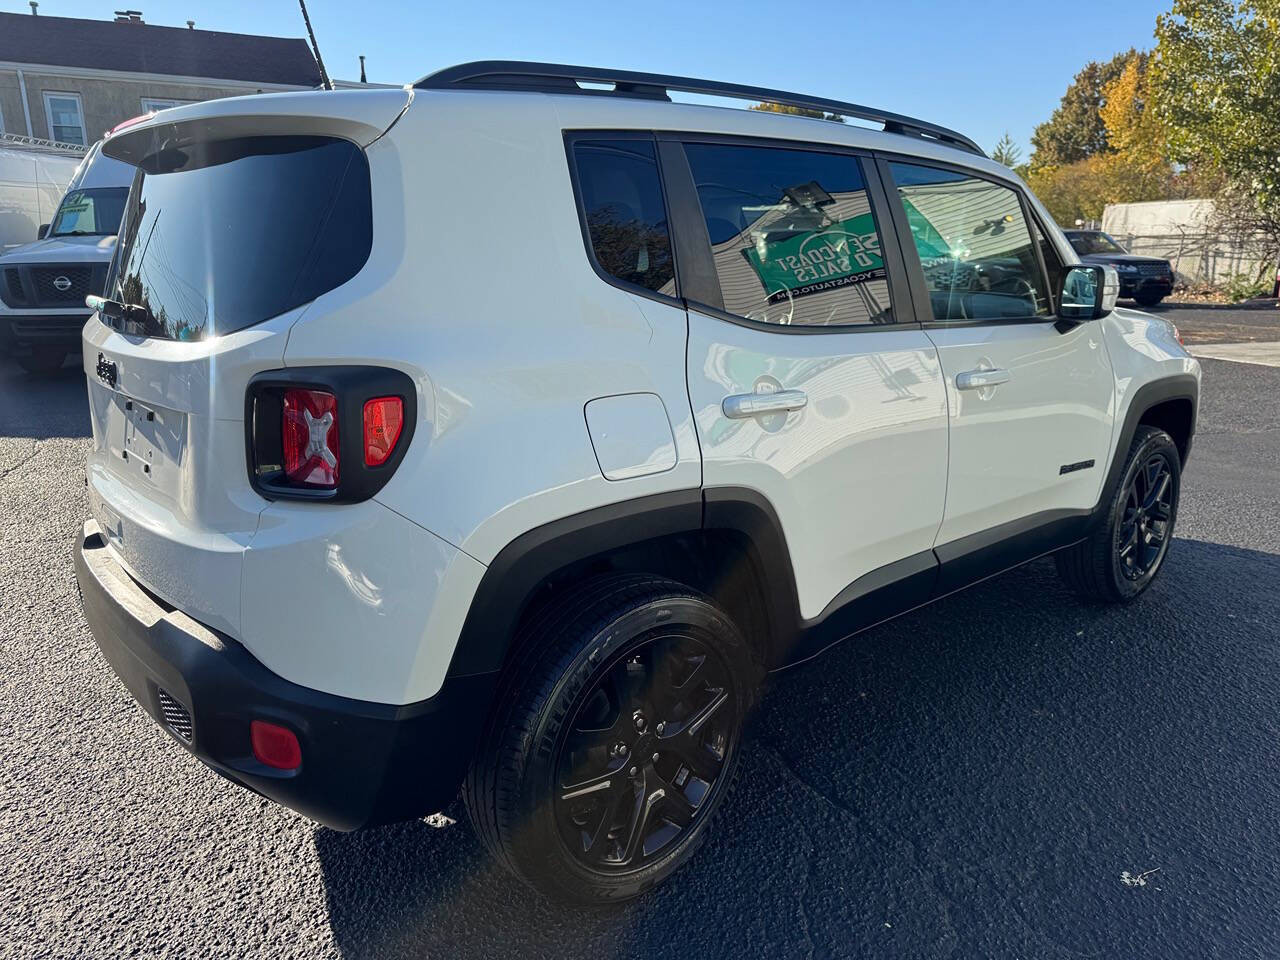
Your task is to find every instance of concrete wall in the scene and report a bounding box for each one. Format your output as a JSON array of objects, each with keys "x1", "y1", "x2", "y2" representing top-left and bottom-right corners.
[
  {"x1": 0, "y1": 67, "x2": 293, "y2": 144},
  {"x1": 1102, "y1": 198, "x2": 1274, "y2": 286}
]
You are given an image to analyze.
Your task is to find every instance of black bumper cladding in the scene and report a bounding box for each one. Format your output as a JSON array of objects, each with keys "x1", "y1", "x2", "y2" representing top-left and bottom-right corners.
[{"x1": 73, "y1": 520, "x2": 495, "y2": 831}]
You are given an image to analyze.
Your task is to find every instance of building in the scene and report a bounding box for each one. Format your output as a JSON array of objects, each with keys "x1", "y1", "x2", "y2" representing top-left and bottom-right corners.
[{"x1": 0, "y1": 9, "x2": 321, "y2": 147}]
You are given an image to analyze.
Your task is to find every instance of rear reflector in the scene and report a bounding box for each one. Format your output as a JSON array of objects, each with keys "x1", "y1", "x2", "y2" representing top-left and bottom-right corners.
[
  {"x1": 250, "y1": 720, "x2": 302, "y2": 771},
  {"x1": 363, "y1": 396, "x2": 404, "y2": 467},
  {"x1": 282, "y1": 388, "x2": 339, "y2": 487}
]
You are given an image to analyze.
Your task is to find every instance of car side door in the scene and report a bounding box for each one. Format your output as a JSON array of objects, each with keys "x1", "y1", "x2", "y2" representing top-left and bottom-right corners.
[
  {"x1": 666, "y1": 137, "x2": 950, "y2": 637},
  {"x1": 877, "y1": 158, "x2": 1115, "y2": 587}
]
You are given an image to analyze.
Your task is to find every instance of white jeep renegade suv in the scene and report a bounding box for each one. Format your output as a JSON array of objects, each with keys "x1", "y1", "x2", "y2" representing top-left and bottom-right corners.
[{"x1": 74, "y1": 62, "x2": 1200, "y2": 904}]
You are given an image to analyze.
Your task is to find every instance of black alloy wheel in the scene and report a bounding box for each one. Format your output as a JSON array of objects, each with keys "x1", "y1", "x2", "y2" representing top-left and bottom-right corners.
[
  {"x1": 1055, "y1": 425, "x2": 1182, "y2": 602},
  {"x1": 553, "y1": 632, "x2": 736, "y2": 871},
  {"x1": 1117, "y1": 453, "x2": 1175, "y2": 581},
  {"x1": 464, "y1": 575, "x2": 757, "y2": 903}
]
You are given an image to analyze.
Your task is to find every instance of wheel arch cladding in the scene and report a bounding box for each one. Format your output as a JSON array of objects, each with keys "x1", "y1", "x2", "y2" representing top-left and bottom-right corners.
[
  {"x1": 1136, "y1": 396, "x2": 1195, "y2": 464},
  {"x1": 444, "y1": 488, "x2": 804, "y2": 683},
  {"x1": 1108, "y1": 375, "x2": 1198, "y2": 491}
]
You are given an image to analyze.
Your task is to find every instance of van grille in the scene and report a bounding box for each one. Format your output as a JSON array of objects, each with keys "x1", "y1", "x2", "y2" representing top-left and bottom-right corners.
[
  {"x1": 33, "y1": 266, "x2": 92, "y2": 303},
  {"x1": 2, "y1": 268, "x2": 25, "y2": 306},
  {"x1": 0, "y1": 264, "x2": 106, "y2": 308},
  {"x1": 156, "y1": 689, "x2": 193, "y2": 742},
  {"x1": 1137, "y1": 263, "x2": 1170, "y2": 277}
]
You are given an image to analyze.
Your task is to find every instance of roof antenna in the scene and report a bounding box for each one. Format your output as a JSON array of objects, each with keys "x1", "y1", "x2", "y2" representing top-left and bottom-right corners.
[
  {"x1": 359, "y1": 55, "x2": 367, "y2": 84},
  {"x1": 297, "y1": 0, "x2": 334, "y2": 91}
]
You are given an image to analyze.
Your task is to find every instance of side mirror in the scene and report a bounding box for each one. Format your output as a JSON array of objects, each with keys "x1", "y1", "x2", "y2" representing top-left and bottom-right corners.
[
  {"x1": 37, "y1": 223, "x2": 49, "y2": 240},
  {"x1": 1058, "y1": 264, "x2": 1119, "y2": 322}
]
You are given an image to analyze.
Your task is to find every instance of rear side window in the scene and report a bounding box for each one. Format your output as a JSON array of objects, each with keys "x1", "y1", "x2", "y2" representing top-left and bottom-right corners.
[
  {"x1": 571, "y1": 139, "x2": 675, "y2": 296},
  {"x1": 683, "y1": 142, "x2": 894, "y2": 327},
  {"x1": 888, "y1": 161, "x2": 1050, "y2": 322},
  {"x1": 107, "y1": 135, "x2": 371, "y2": 341}
]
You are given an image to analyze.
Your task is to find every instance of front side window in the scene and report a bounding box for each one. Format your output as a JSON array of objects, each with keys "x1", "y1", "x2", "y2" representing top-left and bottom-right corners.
[
  {"x1": 43, "y1": 93, "x2": 86, "y2": 146},
  {"x1": 685, "y1": 142, "x2": 893, "y2": 326},
  {"x1": 572, "y1": 139, "x2": 675, "y2": 296},
  {"x1": 108, "y1": 135, "x2": 371, "y2": 341},
  {"x1": 49, "y1": 187, "x2": 128, "y2": 237},
  {"x1": 890, "y1": 162, "x2": 1049, "y2": 322}
]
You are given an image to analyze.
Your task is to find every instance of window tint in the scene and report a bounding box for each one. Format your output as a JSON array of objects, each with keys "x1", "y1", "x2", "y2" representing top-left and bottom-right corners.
[
  {"x1": 572, "y1": 139, "x2": 675, "y2": 296},
  {"x1": 890, "y1": 162, "x2": 1049, "y2": 322},
  {"x1": 108, "y1": 136, "x2": 371, "y2": 341},
  {"x1": 684, "y1": 143, "x2": 893, "y2": 326}
]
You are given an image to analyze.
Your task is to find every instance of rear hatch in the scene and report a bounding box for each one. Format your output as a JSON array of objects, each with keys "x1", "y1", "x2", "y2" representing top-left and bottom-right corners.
[{"x1": 83, "y1": 89, "x2": 409, "y2": 637}]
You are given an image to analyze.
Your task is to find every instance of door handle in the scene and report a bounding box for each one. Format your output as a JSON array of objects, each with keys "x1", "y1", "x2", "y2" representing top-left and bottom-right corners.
[
  {"x1": 955, "y1": 368, "x2": 1011, "y2": 391},
  {"x1": 722, "y1": 389, "x2": 808, "y2": 419}
]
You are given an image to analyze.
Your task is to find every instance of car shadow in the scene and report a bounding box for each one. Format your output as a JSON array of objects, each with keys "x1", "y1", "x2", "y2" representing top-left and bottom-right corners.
[
  {"x1": 0, "y1": 354, "x2": 90, "y2": 439},
  {"x1": 315, "y1": 537, "x2": 1280, "y2": 959}
]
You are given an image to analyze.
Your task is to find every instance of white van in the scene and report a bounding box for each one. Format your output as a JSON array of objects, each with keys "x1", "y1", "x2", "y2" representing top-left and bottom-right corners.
[
  {"x1": 0, "y1": 136, "x2": 81, "y2": 254},
  {"x1": 0, "y1": 138, "x2": 133, "y2": 373}
]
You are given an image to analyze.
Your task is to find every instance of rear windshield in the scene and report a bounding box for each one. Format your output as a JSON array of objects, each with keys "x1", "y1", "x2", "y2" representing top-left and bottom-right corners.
[{"x1": 106, "y1": 135, "x2": 371, "y2": 341}]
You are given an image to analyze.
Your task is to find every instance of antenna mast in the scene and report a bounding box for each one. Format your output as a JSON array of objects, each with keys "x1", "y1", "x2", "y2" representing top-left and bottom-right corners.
[{"x1": 298, "y1": 0, "x2": 334, "y2": 91}]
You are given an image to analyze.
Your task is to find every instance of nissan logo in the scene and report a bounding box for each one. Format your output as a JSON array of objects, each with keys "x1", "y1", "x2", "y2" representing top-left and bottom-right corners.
[{"x1": 52, "y1": 275, "x2": 72, "y2": 292}]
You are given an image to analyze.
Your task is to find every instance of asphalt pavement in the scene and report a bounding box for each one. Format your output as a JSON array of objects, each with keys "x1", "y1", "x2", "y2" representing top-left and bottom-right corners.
[{"x1": 2, "y1": 309, "x2": 1278, "y2": 958}]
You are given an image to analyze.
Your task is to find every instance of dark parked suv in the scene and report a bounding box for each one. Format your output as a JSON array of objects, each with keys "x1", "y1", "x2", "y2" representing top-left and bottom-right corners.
[{"x1": 1063, "y1": 230, "x2": 1174, "y2": 307}]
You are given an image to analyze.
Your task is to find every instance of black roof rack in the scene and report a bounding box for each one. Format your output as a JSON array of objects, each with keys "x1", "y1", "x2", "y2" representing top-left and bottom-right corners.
[{"x1": 414, "y1": 61, "x2": 985, "y2": 157}]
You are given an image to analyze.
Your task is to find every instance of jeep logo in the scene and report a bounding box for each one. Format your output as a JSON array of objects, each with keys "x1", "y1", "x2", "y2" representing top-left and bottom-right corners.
[
  {"x1": 52, "y1": 275, "x2": 72, "y2": 292},
  {"x1": 96, "y1": 353, "x2": 117, "y2": 388}
]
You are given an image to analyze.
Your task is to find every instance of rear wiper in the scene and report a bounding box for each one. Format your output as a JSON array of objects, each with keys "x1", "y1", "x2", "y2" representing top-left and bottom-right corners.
[{"x1": 85, "y1": 294, "x2": 146, "y2": 323}]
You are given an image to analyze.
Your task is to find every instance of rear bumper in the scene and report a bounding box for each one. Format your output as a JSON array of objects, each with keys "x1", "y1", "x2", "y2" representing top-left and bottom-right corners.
[
  {"x1": 0, "y1": 312, "x2": 88, "y2": 352},
  {"x1": 74, "y1": 519, "x2": 495, "y2": 831}
]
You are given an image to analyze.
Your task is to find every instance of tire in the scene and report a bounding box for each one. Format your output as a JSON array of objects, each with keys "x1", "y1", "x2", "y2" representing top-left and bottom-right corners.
[
  {"x1": 16, "y1": 348, "x2": 66, "y2": 375},
  {"x1": 1055, "y1": 425, "x2": 1181, "y2": 602},
  {"x1": 463, "y1": 574, "x2": 759, "y2": 904},
  {"x1": 1135, "y1": 291, "x2": 1166, "y2": 307}
]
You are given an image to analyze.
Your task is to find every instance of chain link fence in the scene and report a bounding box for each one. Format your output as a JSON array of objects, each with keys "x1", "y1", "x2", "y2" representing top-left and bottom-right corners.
[{"x1": 1110, "y1": 231, "x2": 1274, "y2": 287}]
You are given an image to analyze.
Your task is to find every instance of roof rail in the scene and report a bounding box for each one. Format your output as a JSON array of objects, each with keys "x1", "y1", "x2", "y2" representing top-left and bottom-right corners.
[{"x1": 415, "y1": 61, "x2": 985, "y2": 157}]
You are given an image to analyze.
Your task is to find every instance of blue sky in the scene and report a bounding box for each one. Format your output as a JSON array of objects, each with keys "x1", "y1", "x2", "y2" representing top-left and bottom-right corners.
[{"x1": 7, "y1": 0, "x2": 1171, "y2": 157}]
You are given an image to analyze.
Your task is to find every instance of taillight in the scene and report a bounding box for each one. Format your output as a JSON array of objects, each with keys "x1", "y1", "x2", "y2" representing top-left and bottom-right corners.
[
  {"x1": 363, "y1": 396, "x2": 404, "y2": 467},
  {"x1": 247, "y1": 367, "x2": 416, "y2": 503},
  {"x1": 282, "y1": 389, "x2": 339, "y2": 487}
]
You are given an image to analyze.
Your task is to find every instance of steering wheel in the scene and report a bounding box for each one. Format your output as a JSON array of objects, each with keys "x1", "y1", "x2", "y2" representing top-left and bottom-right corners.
[{"x1": 987, "y1": 275, "x2": 1036, "y2": 299}]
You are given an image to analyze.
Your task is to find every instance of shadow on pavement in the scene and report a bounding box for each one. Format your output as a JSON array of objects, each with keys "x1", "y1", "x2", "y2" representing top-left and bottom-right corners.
[
  {"x1": 0, "y1": 354, "x2": 89, "y2": 439},
  {"x1": 315, "y1": 538, "x2": 1280, "y2": 959}
]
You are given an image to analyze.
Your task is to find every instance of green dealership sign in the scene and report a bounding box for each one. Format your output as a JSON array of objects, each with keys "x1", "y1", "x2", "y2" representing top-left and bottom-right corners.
[{"x1": 742, "y1": 212, "x2": 885, "y2": 303}]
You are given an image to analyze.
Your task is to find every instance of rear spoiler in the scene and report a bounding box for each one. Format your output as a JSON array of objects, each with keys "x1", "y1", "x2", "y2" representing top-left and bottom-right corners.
[{"x1": 102, "y1": 88, "x2": 412, "y2": 167}]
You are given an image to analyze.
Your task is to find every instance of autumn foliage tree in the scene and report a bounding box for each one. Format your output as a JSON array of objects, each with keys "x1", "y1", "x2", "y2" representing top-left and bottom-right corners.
[
  {"x1": 1152, "y1": 0, "x2": 1280, "y2": 262},
  {"x1": 1026, "y1": 53, "x2": 1185, "y2": 225}
]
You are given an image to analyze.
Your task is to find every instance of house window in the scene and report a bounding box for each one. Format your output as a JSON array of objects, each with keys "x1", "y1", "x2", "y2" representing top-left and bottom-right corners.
[
  {"x1": 42, "y1": 92, "x2": 86, "y2": 146},
  {"x1": 140, "y1": 97, "x2": 195, "y2": 112}
]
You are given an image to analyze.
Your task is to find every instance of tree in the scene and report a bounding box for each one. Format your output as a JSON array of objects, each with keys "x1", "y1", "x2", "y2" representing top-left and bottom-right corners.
[
  {"x1": 1030, "y1": 49, "x2": 1148, "y2": 168},
  {"x1": 991, "y1": 132, "x2": 1022, "y2": 168},
  {"x1": 750, "y1": 101, "x2": 845, "y2": 123},
  {"x1": 1027, "y1": 56, "x2": 1182, "y2": 225},
  {"x1": 1152, "y1": 0, "x2": 1280, "y2": 257}
]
